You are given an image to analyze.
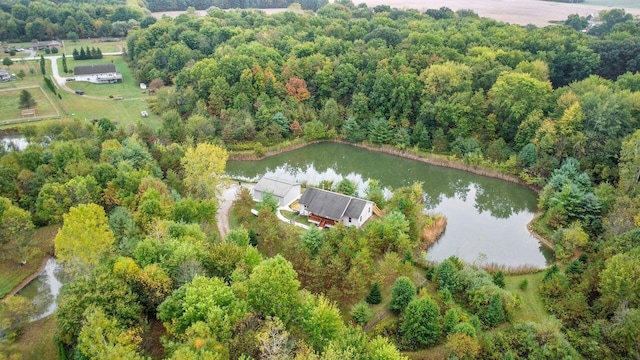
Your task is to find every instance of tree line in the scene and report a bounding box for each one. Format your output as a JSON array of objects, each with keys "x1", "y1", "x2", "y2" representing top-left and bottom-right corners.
[
  {"x1": 0, "y1": 0, "x2": 154, "y2": 41},
  {"x1": 72, "y1": 46, "x2": 104, "y2": 60},
  {"x1": 146, "y1": 0, "x2": 328, "y2": 12}
]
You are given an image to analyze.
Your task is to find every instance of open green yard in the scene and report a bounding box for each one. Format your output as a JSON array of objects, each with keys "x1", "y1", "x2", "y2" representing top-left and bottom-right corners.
[
  {"x1": 3, "y1": 38, "x2": 125, "y2": 55},
  {"x1": 0, "y1": 61, "x2": 47, "y2": 90},
  {"x1": 0, "y1": 87, "x2": 59, "y2": 123},
  {"x1": 0, "y1": 56, "x2": 161, "y2": 130},
  {"x1": 58, "y1": 90, "x2": 160, "y2": 129},
  {"x1": 63, "y1": 56, "x2": 148, "y2": 99},
  {"x1": 64, "y1": 38, "x2": 125, "y2": 54}
]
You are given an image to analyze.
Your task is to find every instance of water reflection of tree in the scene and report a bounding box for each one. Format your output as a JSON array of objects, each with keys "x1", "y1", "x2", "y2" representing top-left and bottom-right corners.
[
  {"x1": 474, "y1": 184, "x2": 529, "y2": 219},
  {"x1": 228, "y1": 143, "x2": 536, "y2": 220}
]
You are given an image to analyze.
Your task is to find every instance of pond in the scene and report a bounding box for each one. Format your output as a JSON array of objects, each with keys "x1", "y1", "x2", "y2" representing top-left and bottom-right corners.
[
  {"x1": 226, "y1": 142, "x2": 554, "y2": 268},
  {"x1": 17, "y1": 258, "x2": 68, "y2": 321},
  {"x1": 1, "y1": 135, "x2": 28, "y2": 151}
]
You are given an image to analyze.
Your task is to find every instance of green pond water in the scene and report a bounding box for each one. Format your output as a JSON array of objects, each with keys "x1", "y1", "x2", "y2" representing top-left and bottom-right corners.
[{"x1": 227, "y1": 142, "x2": 554, "y2": 268}]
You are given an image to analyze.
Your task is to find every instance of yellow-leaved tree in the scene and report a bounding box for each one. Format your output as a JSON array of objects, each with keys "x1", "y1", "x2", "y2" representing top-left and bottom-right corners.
[
  {"x1": 181, "y1": 142, "x2": 228, "y2": 200},
  {"x1": 54, "y1": 203, "x2": 115, "y2": 277}
]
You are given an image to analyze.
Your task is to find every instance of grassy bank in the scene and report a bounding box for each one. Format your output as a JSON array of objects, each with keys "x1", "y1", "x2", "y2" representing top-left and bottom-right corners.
[
  {"x1": 0, "y1": 225, "x2": 58, "y2": 298},
  {"x1": 5, "y1": 315, "x2": 59, "y2": 360}
]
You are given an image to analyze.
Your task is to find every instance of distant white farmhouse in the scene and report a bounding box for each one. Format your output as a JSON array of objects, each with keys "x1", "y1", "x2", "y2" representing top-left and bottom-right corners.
[
  {"x1": 299, "y1": 187, "x2": 374, "y2": 229},
  {"x1": 253, "y1": 176, "x2": 301, "y2": 207},
  {"x1": 74, "y1": 64, "x2": 122, "y2": 84}
]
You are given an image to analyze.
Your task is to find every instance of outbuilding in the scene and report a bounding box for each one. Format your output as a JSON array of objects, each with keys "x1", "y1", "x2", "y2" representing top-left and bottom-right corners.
[{"x1": 252, "y1": 176, "x2": 301, "y2": 207}]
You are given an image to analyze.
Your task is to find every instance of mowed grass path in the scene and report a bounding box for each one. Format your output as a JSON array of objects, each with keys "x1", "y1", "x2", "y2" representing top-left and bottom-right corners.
[{"x1": 505, "y1": 272, "x2": 557, "y2": 324}]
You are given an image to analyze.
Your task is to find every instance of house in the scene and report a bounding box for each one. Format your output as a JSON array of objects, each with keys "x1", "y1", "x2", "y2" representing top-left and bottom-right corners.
[
  {"x1": 31, "y1": 40, "x2": 60, "y2": 51},
  {"x1": 299, "y1": 187, "x2": 374, "y2": 229},
  {"x1": 0, "y1": 68, "x2": 10, "y2": 82},
  {"x1": 253, "y1": 176, "x2": 301, "y2": 207},
  {"x1": 74, "y1": 64, "x2": 123, "y2": 84}
]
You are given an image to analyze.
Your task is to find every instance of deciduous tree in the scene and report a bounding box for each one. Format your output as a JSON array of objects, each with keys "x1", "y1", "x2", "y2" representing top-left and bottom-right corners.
[
  {"x1": 181, "y1": 143, "x2": 228, "y2": 200},
  {"x1": 54, "y1": 203, "x2": 115, "y2": 276}
]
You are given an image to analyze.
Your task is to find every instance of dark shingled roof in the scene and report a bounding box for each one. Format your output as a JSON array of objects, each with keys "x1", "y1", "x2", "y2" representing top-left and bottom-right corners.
[
  {"x1": 74, "y1": 64, "x2": 116, "y2": 76},
  {"x1": 299, "y1": 187, "x2": 371, "y2": 221}
]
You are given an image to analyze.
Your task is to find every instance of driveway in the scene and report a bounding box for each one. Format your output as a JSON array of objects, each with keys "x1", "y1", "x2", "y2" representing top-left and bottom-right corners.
[{"x1": 216, "y1": 182, "x2": 251, "y2": 238}]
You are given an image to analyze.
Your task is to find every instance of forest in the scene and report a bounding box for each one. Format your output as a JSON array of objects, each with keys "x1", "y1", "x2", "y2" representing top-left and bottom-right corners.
[{"x1": 1, "y1": 1, "x2": 640, "y2": 359}]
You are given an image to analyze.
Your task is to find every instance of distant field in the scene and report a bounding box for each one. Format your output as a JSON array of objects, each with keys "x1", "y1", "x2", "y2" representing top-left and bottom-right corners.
[
  {"x1": 0, "y1": 87, "x2": 58, "y2": 123},
  {"x1": 584, "y1": 0, "x2": 640, "y2": 8},
  {"x1": 359, "y1": 0, "x2": 640, "y2": 26}
]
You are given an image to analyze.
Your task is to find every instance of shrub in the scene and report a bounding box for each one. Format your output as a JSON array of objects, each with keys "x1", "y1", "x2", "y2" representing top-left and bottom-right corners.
[
  {"x1": 349, "y1": 301, "x2": 373, "y2": 326},
  {"x1": 519, "y1": 278, "x2": 529, "y2": 291}
]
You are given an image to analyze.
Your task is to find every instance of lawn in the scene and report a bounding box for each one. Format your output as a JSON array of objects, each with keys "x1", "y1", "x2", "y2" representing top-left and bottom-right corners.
[
  {"x1": 0, "y1": 61, "x2": 47, "y2": 90},
  {"x1": 0, "y1": 225, "x2": 58, "y2": 298},
  {"x1": 64, "y1": 38, "x2": 125, "y2": 54},
  {"x1": 3, "y1": 38, "x2": 125, "y2": 55},
  {"x1": 6, "y1": 315, "x2": 59, "y2": 360},
  {"x1": 63, "y1": 56, "x2": 148, "y2": 99},
  {"x1": 0, "y1": 87, "x2": 59, "y2": 124},
  {"x1": 280, "y1": 209, "x2": 313, "y2": 226},
  {"x1": 0, "y1": 56, "x2": 162, "y2": 130},
  {"x1": 505, "y1": 272, "x2": 557, "y2": 324}
]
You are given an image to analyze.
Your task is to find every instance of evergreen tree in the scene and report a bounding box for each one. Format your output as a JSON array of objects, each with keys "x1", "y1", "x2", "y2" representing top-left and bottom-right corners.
[
  {"x1": 62, "y1": 53, "x2": 68, "y2": 73},
  {"x1": 79, "y1": 47, "x2": 86, "y2": 60},
  {"x1": 97, "y1": 48, "x2": 103, "y2": 59},
  {"x1": 389, "y1": 276, "x2": 415, "y2": 314},
  {"x1": 19, "y1": 90, "x2": 36, "y2": 110},
  {"x1": 39, "y1": 55, "x2": 45, "y2": 75},
  {"x1": 483, "y1": 294, "x2": 505, "y2": 326},
  {"x1": 401, "y1": 296, "x2": 442, "y2": 348},
  {"x1": 72, "y1": 48, "x2": 79, "y2": 60},
  {"x1": 436, "y1": 258, "x2": 460, "y2": 293},
  {"x1": 366, "y1": 282, "x2": 382, "y2": 304},
  {"x1": 492, "y1": 271, "x2": 506, "y2": 288}
]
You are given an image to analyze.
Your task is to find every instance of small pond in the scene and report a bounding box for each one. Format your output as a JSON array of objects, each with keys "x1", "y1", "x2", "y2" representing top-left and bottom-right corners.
[
  {"x1": 1, "y1": 135, "x2": 28, "y2": 151},
  {"x1": 17, "y1": 258, "x2": 67, "y2": 321},
  {"x1": 226, "y1": 142, "x2": 554, "y2": 268}
]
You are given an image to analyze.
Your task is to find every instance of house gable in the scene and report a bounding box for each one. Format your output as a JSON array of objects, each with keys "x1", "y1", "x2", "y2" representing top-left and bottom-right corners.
[{"x1": 299, "y1": 187, "x2": 374, "y2": 227}]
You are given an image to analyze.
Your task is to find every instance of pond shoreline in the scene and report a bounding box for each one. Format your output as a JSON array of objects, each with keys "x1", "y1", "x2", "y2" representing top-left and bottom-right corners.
[
  {"x1": 228, "y1": 140, "x2": 555, "y2": 256},
  {"x1": 229, "y1": 140, "x2": 540, "y2": 192},
  {"x1": 7, "y1": 255, "x2": 51, "y2": 298}
]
